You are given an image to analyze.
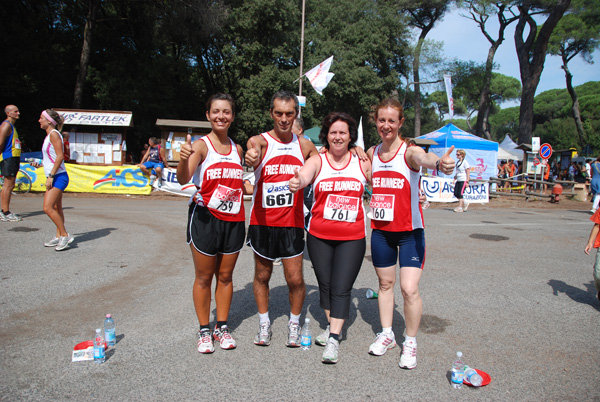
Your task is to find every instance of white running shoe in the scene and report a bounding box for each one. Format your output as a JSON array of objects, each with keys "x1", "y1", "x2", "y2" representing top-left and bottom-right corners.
[
  {"x1": 197, "y1": 329, "x2": 214, "y2": 353},
  {"x1": 254, "y1": 321, "x2": 272, "y2": 346},
  {"x1": 322, "y1": 338, "x2": 339, "y2": 364},
  {"x1": 315, "y1": 325, "x2": 330, "y2": 346},
  {"x1": 463, "y1": 202, "x2": 469, "y2": 212},
  {"x1": 398, "y1": 340, "x2": 417, "y2": 369},
  {"x1": 286, "y1": 321, "x2": 301, "y2": 347},
  {"x1": 55, "y1": 234, "x2": 74, "y2": 251},
  {"x1": 3, "y1": 212, "x2": 22, "y2": 221},
  {"x1": 368, "y1": 332, "x2": 396, "y2": 356},
  {"x1": 213, "y1": 325, "x2": 236, "y2": 350},
  {"x1": 44, "y1": 237, "x2": 60, "y2": 247},
  {"x1": 453, "y1": 207, "x2": 464, "y2": 213}
]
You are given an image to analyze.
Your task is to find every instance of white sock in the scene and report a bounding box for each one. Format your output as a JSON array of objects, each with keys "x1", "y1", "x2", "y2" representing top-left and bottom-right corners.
[
  {"x1": 405, "y1": 336, "x2": 416, "y2": 345},
  {"x1": 259, "y1": 312, "x2": 270, "y2": 325},
  {"x1": 289, "y1": 313, "x2": 301, "y2": 325},
  {"x1": 382, "y1": 327, "x2": 393, "y2": 336},
  {"x1": 593, "y1": 195, "x2": 600, "y2": 210}
]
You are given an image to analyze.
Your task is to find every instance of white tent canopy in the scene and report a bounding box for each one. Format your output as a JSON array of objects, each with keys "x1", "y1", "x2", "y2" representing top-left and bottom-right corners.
[{"x1": 498, "y1": 134, "x2": 524, "y2": 161}]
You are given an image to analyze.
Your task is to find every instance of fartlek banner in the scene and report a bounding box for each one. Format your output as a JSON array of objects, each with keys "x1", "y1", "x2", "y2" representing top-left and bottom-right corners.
[
  {"x1": 421, "y1": 176, "x2": 489, "y2": 204},
  {"x1": 22, "y1": 163, "x2": 151, "y2": 195}
]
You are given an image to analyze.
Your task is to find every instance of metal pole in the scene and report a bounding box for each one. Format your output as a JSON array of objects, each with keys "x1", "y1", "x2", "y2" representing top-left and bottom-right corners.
[{"x1": 299, "y1": 0, "x2": 306, "y2": 97}]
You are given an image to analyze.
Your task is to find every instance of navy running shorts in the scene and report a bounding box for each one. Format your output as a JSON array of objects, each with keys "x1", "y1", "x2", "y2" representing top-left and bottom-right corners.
[{"x1": 371, "y1": 228, "x2": 425, "y2": 269}]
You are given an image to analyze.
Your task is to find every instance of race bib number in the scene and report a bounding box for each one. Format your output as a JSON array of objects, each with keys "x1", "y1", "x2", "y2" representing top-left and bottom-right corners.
[
  {"x1": 369, "y1": 194, "x2": 394, "y2": 221},
  {"x1": 262, "y1": 181, "x2": 294, "y2": 209},
  {"x1": 324, "y1": 195, "x2": 360, "y2": 223},
  {"x1": 207, "y1": 184, "x2": 242, "y2": 214},
  {"x1": 15, "y1": 139, "x2": 21, "y2": 150}
]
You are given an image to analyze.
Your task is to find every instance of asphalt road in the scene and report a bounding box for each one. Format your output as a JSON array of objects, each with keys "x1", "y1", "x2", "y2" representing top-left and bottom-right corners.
[{"x1": 0, "y1": 194, "x2": 598, "y2": 401}]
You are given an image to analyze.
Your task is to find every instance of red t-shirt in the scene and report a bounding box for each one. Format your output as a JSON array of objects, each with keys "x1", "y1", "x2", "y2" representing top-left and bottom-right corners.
[{"x1": 591, "y1": 210, "x2": 600, "y2": 248}]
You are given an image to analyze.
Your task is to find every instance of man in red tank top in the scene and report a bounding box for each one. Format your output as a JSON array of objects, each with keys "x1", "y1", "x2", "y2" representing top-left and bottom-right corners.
[{"x1": 245, "y1": 91, "x2": 319, "y2": 347}]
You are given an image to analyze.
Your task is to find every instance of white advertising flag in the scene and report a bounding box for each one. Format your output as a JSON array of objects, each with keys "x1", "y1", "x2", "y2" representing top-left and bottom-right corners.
[
  {"x1": 443, "y1": 74, "x2": 454, "y2": 120},
  {"x1": 356, "y1": 116, "x2": 365, "y2": 150},
  {"x1": 305, "y1": 56, "x2": 334, "y2": 95}
]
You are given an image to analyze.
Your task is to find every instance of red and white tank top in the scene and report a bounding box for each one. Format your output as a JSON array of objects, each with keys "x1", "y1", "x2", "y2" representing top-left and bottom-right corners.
[
  {"x1": 42, "y1": 129, "x2": 66, "y2": 177},
  {"x1": 249, "y1": 132, "x2": 304, "y2": 228},
  {"x1": 190, "y1": 136, "x2": 245, "y2": 222},
  {"x1": 308, "y1": 153, "x2": 367, "y2": 241},
  {"x1": 370, "y1": 141, "x2": 423, "y2": 232}
]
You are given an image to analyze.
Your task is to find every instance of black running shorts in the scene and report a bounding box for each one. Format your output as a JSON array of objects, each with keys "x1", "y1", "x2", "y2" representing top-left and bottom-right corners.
[
  {"x1": 0, "y1": 157, "x2": 20, "y2": 177},
  {"x1": 246, "y1": 225, "x2": 305, "y2": 260},
  {"x1": 187, "y1": 204, "x2": 245, "y2": 256}
]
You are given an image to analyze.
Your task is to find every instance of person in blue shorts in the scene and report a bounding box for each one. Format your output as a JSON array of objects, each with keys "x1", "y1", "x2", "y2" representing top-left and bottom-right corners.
[
  {"x1": 139, "y1": 137, "x2": 166, "y2": 187},
  {"x1": 36, "y1": 109, "x2": 73, "y2": 251}
]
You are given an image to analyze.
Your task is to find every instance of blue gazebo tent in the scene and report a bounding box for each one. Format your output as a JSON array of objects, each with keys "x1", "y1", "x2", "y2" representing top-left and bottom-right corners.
[{"x1": 415, "y1": 123, "x2": 499, "y2": 180}]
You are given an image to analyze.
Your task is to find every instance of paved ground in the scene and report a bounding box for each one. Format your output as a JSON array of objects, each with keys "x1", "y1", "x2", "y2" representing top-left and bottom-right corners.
[{"x1": 0, "y1": 193, "x2": 599, "y2": 401}]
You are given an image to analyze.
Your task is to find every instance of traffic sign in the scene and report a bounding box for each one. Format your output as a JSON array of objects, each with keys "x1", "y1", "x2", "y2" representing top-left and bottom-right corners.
[{"x1": 539, "y1": 143, "x2": 553, "y2": 160}]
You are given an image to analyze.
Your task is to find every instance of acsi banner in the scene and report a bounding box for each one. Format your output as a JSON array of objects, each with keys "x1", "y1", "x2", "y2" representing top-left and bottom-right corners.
[
  {"x1": 21, "y1": 163, "x2": 151, "y2": 195},
  {"x1": 421, "y1": 176, "x2": 489, "y2": 204}
]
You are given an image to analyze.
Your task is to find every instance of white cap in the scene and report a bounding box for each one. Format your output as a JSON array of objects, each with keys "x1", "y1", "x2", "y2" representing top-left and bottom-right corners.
[
  {"x1": 96, "y1": 328, "x2": 101, "y2": 333},
  {"x1": 457, "y1": 351, "x2": 463, "y2": 357}
]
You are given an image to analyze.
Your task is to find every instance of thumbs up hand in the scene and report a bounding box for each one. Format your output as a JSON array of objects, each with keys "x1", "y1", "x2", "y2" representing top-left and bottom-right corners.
[
  {"x1": 437, "y1": 145, "x2": 456, "y2": 175},
  {"x1": 289, "y1": 167, "x2": 302, "y2": 193},
  {"x1": 245, "y1": 137, "x2": 260, "y2": 167},
  {"x1": 179, "y1": 134, "x2": 194, "y2": 161}
]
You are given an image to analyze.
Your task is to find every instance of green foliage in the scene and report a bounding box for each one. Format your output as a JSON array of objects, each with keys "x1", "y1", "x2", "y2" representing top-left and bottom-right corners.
[
  {"x1": 489, "y1": 82, "x2": 600, "y2": 152},
  {"x1": 0, "y1": 0, "x2": 595, "y2": 158}
]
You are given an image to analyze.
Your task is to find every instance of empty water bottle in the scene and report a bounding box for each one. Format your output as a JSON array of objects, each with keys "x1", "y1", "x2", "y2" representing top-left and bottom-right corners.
[
  {"x1": 300, "y1": 318, "x2": 312, "y2": 350},
  {"x1": 93, "y1": 329, "x2": 105, "y2": 364},
  {"x1": 451, "y1": 351, "x2": 464, "y2": 389},
  {"x1": 464, "y1": 365, "x2": 483, "y2": 387},
  {"x1": 104, "y1": 314, "x2": 116, "y2": 347}
]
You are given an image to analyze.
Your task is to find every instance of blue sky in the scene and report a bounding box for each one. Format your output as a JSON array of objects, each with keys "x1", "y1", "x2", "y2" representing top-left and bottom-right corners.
[{"x1": 427, "y1": 7, "x2": 599, "y2": 103}]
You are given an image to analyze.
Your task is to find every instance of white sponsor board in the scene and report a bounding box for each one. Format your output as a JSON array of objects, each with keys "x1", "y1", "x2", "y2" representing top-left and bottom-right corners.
[{"x1": 421, "y1": 176, "x2": 489, "y2": 204}]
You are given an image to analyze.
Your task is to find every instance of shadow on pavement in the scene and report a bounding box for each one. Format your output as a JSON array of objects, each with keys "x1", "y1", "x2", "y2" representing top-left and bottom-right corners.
[{"x1": 548, "y1": 279, "x2": 600, "y2": 311}]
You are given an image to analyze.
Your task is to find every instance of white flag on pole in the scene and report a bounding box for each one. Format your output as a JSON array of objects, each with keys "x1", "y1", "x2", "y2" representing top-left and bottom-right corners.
[
  {"x1": 305, "y1": 56, "x2": 334, "y2": 95},
  {"x1": 356, "y1": 116, "x2": 365, "y2": 150},
  {"x1": 443, "y1": 74, "x2": 454, "y2": 120}
]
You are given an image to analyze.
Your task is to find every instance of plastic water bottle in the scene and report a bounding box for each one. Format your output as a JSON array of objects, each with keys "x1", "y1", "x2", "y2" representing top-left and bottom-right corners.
[
  {"x1": 104, "y1": 314, "x2": 116, "y2": 347},
  {"x1": 300, "y1": 318, "x2": 312, "y2": 350},
  {"x1": 464, "y1": 365, "x2": 483, "y2": 387},
  {"x1": 451, "y1": 351, "x2": 464, "y2": 389},
  {"x1": 93, "y1": 328, "x2": 105, "y2": 364}
]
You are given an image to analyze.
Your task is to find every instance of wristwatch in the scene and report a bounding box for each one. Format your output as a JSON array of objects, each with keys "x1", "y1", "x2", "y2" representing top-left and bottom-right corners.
[{"x1": 48, "y1": 173, "x2": 54, "y2": 178}]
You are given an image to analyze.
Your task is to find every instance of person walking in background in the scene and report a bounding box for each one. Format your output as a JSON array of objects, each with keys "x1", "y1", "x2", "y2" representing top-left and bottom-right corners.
[
  {"x1": 366, "y1": 98, "x2": 455, "y2": 369},
  {"x1": 452, "y1": 149, "x2": 470, "y2": 213},
  {"x1": 0, "y1": 105, "x2": 22, "y2": 221},
  {"x1": 61, "y1": 131, "x2": 71, "y2": 163},
  {"x1": 37, "y1": 109, "x2": 73, "y2": 251},
  {"x1": 584, "y1": 209, "x2": 600, "y2": 303},
  {"x1": 245, "y1": 91, "x2": 319, "y2": 348},
  {"x1": 177, "y1": 93, "x2": 250, "y2": 354},
  {"x1": 589, "y1": 156, "x2": 600, "y2": 214},
  {"x1": 139, "y1": 137, "x2": 166, "y2": 187},
  {"x1": 289, "y1": 112, "x2": 370, "y2": 364}
]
